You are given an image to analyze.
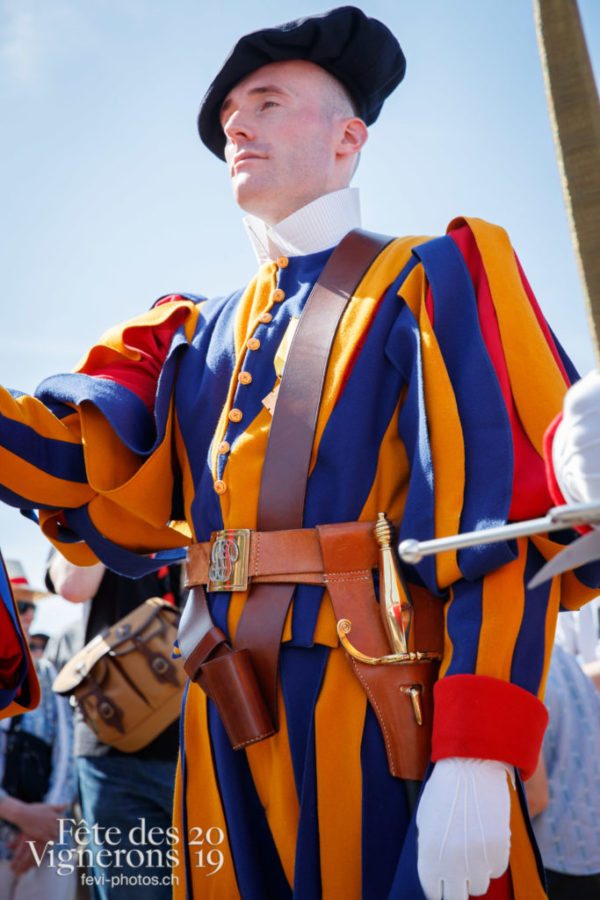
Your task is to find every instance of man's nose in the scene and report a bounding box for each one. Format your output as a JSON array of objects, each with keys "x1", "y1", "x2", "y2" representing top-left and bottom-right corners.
[{"x1": 222, "y1": 109, "x2": 254, "y2": 146}]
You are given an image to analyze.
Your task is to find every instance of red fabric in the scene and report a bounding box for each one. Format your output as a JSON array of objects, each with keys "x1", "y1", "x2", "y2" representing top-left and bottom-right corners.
[
  {"x1": 83, "y1": 301, "x2": 190, "y2": 412},
  {"x1": 482, "y1": 870, "x2": 513, "y2": 900},
  {"x1": 0, "y1": 601, "x2": 22, "y2": 684},
  {"x1": 449, "y1": 226, "x2": 557, "y2": 521},
  {"x1": 544, "y1": 413, "x2": 566, "y2": 507},
  {"x1": 431, "y1": 674, "x2": 548, "y2": 780}
]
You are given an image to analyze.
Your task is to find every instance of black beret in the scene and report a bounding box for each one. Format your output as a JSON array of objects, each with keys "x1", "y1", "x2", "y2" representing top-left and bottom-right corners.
[{"x1": 198, "y1": 6, "x2": 406, "y2": 160}]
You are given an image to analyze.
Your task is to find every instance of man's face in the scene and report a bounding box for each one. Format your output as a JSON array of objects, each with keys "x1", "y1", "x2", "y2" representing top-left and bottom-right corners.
[
  {"x1": 17, "y1": 599, "x2": 35, "y2": 636},
  {"x1": 220, "y1": 60, "x2": 348, "y2": 225}
]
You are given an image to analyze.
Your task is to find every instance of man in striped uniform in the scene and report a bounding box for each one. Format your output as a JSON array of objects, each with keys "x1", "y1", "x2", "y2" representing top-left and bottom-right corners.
[{"x1": 0, "y1": 7, "x2": 598, "y2": 899}]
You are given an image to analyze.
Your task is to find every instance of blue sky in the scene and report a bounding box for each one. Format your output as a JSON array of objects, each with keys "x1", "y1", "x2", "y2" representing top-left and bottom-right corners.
[{"x1": 0, "y1": 0, "x2": 599, "y2": 626}]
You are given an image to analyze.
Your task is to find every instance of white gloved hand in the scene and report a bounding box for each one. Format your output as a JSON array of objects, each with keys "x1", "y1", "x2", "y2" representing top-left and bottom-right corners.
[
  {"x1": 416, "y1": 757, "x2": 514, "y2": 900},
  {"x1": 553, "y1": 370, "x2": 600, "y2": 505}
]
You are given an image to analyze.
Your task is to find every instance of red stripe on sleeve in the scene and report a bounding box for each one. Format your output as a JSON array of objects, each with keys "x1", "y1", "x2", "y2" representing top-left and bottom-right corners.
[{"x1": 450, "y1": 226, "x2": 554, "y2": 520}]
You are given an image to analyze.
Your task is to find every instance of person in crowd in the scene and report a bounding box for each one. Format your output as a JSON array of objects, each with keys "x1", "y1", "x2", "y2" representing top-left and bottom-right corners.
[
  {"x1": 0, "y1": 7, "x2": 598, "y2": 899},
  {"x1": 46, "y1": 553, "x2": 183, "y2": 900},
  {"x1": 0, "y1": 561, "x2": 76, "y2": 900},
  {"x1": 525, "y1": 643, "x2": 600, "y2": 899},
  {"x1": 27, "y1": 633, "x2": 49, "y2": 661},
  {"x1": 554, "y1": 598, "x2": 600, "y2": 690}
]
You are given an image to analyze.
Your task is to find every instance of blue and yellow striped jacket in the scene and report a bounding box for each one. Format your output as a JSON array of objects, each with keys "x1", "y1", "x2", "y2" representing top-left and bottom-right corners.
[{"x1": 0, "y1": 218, "x2": 597, "y2": 898}]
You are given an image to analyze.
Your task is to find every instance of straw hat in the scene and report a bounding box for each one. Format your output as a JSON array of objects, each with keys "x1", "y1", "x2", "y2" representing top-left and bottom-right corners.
[{"x1": 6, "y1": 559, "x2": 50, "y2": 603}]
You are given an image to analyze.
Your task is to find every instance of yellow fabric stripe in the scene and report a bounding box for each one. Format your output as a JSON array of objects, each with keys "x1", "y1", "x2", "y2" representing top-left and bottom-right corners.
[
  {"x1": 173, "y1": 683, "x2": 240, "y2": 900},
  {"x1": 0, "y1": 446, "x2": 92, "y2": 508},
  {"x1": 438, "y1": 594, "x2": 454, "y2": 679},
  {"x1": 456, "y1": 217, "x2": 567, "y2": 455},
  {"x1": 211, "y1": 267, "x2": 277, "y2": 478},
  {"x1": 172, "y1": 764, "x2": 186, "y2": 900},
  {"x1": 315, "y1": 644, "x2": 366, "y2": 900},
  {"x1": 2, "y1": 392, "x2": 83, "y2": 444},
  {"x1": 79, "y1": 406, "x2": 179, "y2": 529},
  {"x1": 560, "y1": 566, "x2": 600, "y2": 611},
  {"x1": 476, "y1": 542, "x2": 526, "y2": 680},
  {"x1": 38, "y1": 511, "x2": 100, "y2": 566},
  {"x1": 78, "y1": 405, "x2": 147, "y2": 492},
  {"x1": 359, "y1": 394, "x2": 409, "y2": 529},
  {"x1": 508, "y1": 779, "x2": 547, "y2": 900},
  {"x1": 245, "y1": 685, "x2": 299, "y2": 888},
  {"x1": 85, "y1": 494, "x2": 189, "y2": 553},
  {"x1": 223, "y1": 413, "x2": 272, "y2": 639},
  {"x1": 173, "y1": 411, "x2": 198, "y2": 543},
  {"x1": 406, "y1": 264, "x2": 465, "y2": 589}
]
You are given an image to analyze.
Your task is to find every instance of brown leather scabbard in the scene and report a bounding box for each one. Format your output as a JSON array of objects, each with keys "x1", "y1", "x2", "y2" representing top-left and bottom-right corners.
[{"x1": 317, "y1": 521, "x2": 444, "y2": 781}]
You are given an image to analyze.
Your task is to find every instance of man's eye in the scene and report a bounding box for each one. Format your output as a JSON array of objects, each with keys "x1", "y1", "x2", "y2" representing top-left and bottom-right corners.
[{"x1": 260, "y1": 100, "x2": 279, "y2": 111}]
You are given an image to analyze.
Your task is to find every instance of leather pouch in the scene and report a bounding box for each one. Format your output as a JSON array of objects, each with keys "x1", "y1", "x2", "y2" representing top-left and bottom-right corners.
[{"x1": 199, "y1": 649, "x2": 275, "y2": 749}]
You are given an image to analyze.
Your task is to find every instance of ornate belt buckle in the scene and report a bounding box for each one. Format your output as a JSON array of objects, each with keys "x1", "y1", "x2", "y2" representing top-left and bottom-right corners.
[{"x1": 208, "y1": 529, "x2": 251, "y2": 592}]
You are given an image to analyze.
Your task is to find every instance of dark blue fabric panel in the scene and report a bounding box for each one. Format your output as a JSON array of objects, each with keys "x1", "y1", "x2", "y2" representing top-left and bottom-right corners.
[
  {"x1": 413, "y1": 236, "x2": 515, "y2": 581},
  {"x1": 444, "y1": 577, "x2": 483, "y2": 676},
  {"x1": 361, "y1": 703, "x2": 410, "y2": 900},
  {"x1": 388, "y1": 767, "x2": 431, "y2": 899},
  {"x1": 63, "y1": 506, "x2": 175, "y2": 578},
  {"x1": 280, "y1": 645, "x2": 328, "y2": 900},
  {"x1": 511, "y1": 542, "x2": 552, "y2": 693},
  {"x1": 208, "y1": 701, "x2": 292, "y2": 899},
  {"x1": 280, "y1": 645, "x2": 329, "y2": 796},
  {"x1": 35, "y1": 373, "x2": 155, "y2": 454},
  {"x1": 387, "y1": 303, "x2": 439, "y2": 595},
  {"x1": 0, "y1": 407, "x2": 87, "y2": 482}
]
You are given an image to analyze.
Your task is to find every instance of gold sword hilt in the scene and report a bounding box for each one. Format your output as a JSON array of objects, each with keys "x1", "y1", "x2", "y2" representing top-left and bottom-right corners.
[{"x1": 374, "y1": 512, "x2": 412, "y2": 655}]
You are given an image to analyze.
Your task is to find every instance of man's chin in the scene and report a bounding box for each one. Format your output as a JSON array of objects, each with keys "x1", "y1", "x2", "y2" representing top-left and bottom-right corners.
[{"x1": 233, "y1": 184, "x2": 276, "y2": 220}]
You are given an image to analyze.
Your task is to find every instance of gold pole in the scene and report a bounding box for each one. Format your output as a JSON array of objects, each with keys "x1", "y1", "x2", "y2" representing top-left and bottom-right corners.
[{"x1": 533, "y1": 0, "x2": 600, "y2": 363}]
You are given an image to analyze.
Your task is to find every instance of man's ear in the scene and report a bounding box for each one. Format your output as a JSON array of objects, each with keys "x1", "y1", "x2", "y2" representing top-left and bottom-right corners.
[{"x1": 337, "y1": 117, "x2": 369, "y2": 160}]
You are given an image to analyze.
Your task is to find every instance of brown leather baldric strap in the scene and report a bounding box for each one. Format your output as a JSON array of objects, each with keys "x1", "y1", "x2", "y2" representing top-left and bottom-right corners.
[
  {"x1": 233, "y1": 229, "x2": 393, "y2": 726},
  {"x1": 178, "y1": 230, "x2": 393, "y2": 746}
]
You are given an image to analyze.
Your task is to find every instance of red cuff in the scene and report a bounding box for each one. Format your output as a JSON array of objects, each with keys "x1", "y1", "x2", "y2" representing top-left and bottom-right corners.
[{"x1": 431, "y1": 674, "x2": 548, "y2": 780}]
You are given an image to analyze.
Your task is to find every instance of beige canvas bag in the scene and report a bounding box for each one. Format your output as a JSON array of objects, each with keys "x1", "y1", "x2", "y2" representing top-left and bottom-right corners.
[{"x1": 53, "y1": 598, "x2": 185, "y2": 752}]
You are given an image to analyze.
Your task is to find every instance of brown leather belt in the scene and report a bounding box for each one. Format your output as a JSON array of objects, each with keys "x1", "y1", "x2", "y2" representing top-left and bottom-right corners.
[
  {"x1": 185, "y1": 520, "x2": 386, "y2": 590},
  {"x1": 181, "y1": 518, "x2": 443, "y2": 778}
]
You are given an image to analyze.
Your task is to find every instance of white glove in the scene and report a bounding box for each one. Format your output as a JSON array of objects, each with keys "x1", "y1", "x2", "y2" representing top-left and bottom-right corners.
[
  {"x1": 553, "y1": 370, "x2": 600, "y2": 504},
  {"x1": 416, "y1": 757, "x2": 514, "y2": 900}
]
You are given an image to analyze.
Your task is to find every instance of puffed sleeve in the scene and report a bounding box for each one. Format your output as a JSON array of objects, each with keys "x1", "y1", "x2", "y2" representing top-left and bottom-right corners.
[
  {"x1": 0, "y1": 296, "x2": 200, "y2": 576},
  {"x1": 395, "y1": 218, "x2": 600, "y2": 777}
]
